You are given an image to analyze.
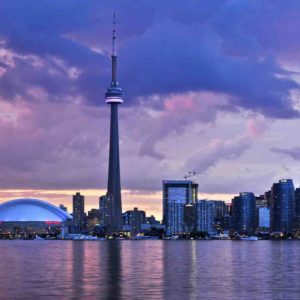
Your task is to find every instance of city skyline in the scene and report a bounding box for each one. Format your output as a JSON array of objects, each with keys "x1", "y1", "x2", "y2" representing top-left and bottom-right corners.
[{"x1": 1, "y1": 1, "x2": 300, "y2": 218}]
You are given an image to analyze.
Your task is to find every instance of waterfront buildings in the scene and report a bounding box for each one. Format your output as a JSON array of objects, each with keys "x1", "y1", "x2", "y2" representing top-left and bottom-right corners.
[
  {"x1": 105, "y1": 15, "x2": 123, "y2": 234},
  {"x1": 122, "y1": 207, "x2": 146, "y2": 236},
  {"x1": 232, "y1": 192, "x2": 256, "y2": 235},
  {"x1": 163, "y1": 180, "x2": 198, "y2": 235},
  {"x1": 73, "y1": 192, "x2": 85, "y2": 233},
  {"x1": 271, "y1": 179, "x2": 295, "y2": 234},
  {"x1": 196, "y1": 200, "x2": 214, "y2": 233},
  {"x1": 87, "y1": 209, "x2": 100, "y2": 230}
]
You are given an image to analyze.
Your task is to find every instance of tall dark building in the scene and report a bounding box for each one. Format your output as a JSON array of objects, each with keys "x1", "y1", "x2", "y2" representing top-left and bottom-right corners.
[
  {"x1": 295, "y1": 188, "x2": 300, "y2": 219},
  {"x1": 184, "y1": 204, "x2": 196, "y2": 233},
  {"x1": 99, "y1": 195, "x2": 110, "y2": 226},
  {"x1": 271, "y1": 179, "x2": 295, "y2": 234},
  {"x1": 105, "y1": 15, "x2": 123, "y2": 233},
  {"x1": 73, "y1": 192, "x2": 85, "y2": 232},
  {"x1": 232, "y1": 192, "x2": 256, "y2": 235}
]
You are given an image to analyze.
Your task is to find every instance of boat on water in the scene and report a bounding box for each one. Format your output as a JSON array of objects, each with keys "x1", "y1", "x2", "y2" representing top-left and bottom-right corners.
[
  {"x1": 73, "y1": 235, "x2": 100, "y2": 241},
  {"x1": 239, "y1": 236, "x2": 258, "y2": 241},
  {"x1": 164, "y1": 235, "x2": 179, "y2": 240},
  {"x1": 66, "y1": 234, "x2": 105, "y2": 241},
  {"x1": 132, "y1": 235, "x2": 159, "y2": 240}
]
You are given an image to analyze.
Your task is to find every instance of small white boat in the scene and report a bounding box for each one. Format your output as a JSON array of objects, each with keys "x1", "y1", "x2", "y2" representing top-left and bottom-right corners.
[{"x1": 240, "y1": 236, "x2": 258, "y2": 241}]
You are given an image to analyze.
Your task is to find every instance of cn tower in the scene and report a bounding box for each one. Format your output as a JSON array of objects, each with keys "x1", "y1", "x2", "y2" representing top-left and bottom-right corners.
[{"x1": 105, "y1": 14, "x2": 123, "y2": 233}]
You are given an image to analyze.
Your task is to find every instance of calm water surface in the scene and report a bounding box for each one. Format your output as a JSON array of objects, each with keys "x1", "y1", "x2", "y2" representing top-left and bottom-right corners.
[{"x1": 0, "y1": 240, "x2": 299, "y2": 299}]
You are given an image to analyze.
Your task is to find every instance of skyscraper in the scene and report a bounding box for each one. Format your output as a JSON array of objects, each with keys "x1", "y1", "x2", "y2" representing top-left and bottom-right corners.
[
  {"x1": 196, "y1": 200, "x2": 214, "y2": 233},
  {"x1": 271, "y1": 179, "x2": 295, "y2": 234},
  {"x1": 105, "y1": 15, "x2": 123, "y2": 233},
  {"x1": 99, "y1": 195, "x2": 110, "y2": 226},
  {"x1": 72, "y1": 192, "x2": 85, "y2": 232},
  {"x1": 162, "y1": 180, "x2": 198, "y2": 235},
  {"x1": 295, "y1": 187, "x2": 300, "y2": 219},
  {"x1": 232, "y1": 192, "x2": 256, "y2": 235}
]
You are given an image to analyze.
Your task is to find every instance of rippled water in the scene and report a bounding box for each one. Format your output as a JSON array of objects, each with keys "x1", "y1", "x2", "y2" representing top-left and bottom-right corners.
[{"x1": 0, "y1": 240, "x2": 300, "y2": 299}]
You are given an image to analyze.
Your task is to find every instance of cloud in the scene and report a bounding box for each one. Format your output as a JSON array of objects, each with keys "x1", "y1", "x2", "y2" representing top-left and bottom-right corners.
[
  {"x1": 271, "y1": 147, "x2": 300, "y2": 160},
  {"x1": 0, "y1": 0, "x2": 299, "y2": 199},
  {"x1": 0, "y1": 1, "x2": 298, "y2": 119},
  {"x1": 185, "y1": 134, "x2": 251, "y2": 173}
]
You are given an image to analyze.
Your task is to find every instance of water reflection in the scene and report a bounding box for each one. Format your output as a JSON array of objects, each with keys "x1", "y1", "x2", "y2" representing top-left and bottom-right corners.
[
  {"x1": 103, "y1": 241, "x2": 122, "y2": 299},
  {"x1": 1, "y1": 241, "x2": 300, "y2": 299}
]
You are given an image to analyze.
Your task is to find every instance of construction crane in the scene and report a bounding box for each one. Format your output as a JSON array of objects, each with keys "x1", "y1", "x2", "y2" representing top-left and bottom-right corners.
[
  {"x1": 188, "y1": 170, "x2": 198, "y2": 183},
  {"x1": 183, "y1": 174, "x2": 191, "y2": 180}
]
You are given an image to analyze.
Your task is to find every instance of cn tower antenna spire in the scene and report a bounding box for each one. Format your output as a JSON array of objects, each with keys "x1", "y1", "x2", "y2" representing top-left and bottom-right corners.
[
  {"x1": 112, "y1": 12, "x2": 116, "y2": 57},
  {"x1": 111, "y1": 12, "x2": 118, "y2": 86}
]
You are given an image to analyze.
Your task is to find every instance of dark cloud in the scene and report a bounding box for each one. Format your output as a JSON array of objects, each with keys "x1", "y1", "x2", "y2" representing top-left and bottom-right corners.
[{"x1": 0, "y1": 0, "x2": 298, "y2": 118}]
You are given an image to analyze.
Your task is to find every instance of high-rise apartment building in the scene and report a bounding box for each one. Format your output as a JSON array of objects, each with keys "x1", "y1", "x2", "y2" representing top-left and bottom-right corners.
[
  {"x1": 232, "y1": 192, "x2": 256, "y2": 235},
  {"x1": 72, "y1": 192, "x2": 85, "y2": 232},
  {"x1": 99, "y1": 195, "x2": 110, "y2": 226},
  {"x1": 271, "y1": 179, "x2": 295, "y2": 234},
  {"x1": 196, "y1": 200, "x2": 214, "y2": 233}
]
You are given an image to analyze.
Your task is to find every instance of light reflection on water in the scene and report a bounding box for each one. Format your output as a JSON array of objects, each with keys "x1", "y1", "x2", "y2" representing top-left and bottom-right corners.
[{"x1": 0, "y1": 241, "x2": 300, "y2": 299}]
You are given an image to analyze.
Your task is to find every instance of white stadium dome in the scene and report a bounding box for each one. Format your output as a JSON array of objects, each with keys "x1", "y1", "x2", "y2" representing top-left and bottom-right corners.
[{"x1": 0, "y1": 198, "x2": 72, "y2": 222}]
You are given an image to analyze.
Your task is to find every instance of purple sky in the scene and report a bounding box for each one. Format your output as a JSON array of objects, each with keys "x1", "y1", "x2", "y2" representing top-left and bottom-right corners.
[{"x1": 0, "y1": 1, "x2": 300, "y2": 216}]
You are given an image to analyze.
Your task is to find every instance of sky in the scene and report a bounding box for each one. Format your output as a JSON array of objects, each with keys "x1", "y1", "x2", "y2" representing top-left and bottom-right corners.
[{"x1": 1, "y1": 0, "x2": 300, "y2": 219}]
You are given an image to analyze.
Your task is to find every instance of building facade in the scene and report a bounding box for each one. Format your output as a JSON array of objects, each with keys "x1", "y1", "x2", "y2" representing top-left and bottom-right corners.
[
  {"x1": 122, "y1": 207, "x2": 146, "y2": 236},
  {"x1": 232, "y1": 192, "x2": 256, "y2": 235},
  {"x1": 99, "y1": 195, "x2": 110, "y2": 227},
  {"x1": 87, "y1": 209, "x2": 100, "y2": 231},
  {"x1": 271, "y1": 179, "x2": 295, "y2": 234},
  {"x1": 196, "y1": 200, "x2": 214, "y2": 234},
  {"x1": 163, "y1": 180, "x2": 198, "y2": 235},
  {"x1": 72, "y1": 192, "x2": 85, "y2": 233},
  {"x1": 258, "y1": 207, "x2": 270, "y2": 231},
  {"x1": 208, "y1": 200, "x2": 228, "y2": 232}
]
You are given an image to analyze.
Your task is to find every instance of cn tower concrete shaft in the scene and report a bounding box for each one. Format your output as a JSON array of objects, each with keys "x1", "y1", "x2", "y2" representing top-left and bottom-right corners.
[{"x1": 107, "y1": 102, "x2": 123, "y2": 233}]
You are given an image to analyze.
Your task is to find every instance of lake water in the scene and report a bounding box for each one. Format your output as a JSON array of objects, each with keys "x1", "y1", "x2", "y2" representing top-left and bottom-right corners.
[{"x1": 0, "y1": 240, "x2": 299, "y2": 299}]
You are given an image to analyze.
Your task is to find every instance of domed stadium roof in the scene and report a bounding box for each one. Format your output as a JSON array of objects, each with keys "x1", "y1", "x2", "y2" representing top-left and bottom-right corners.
[{"x1": 0, "y1": 198, "x2": 72, "y2": 222}]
